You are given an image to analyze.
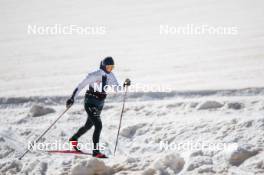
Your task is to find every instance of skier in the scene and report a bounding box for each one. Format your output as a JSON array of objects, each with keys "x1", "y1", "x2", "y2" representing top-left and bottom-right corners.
[{"x1": 66, "y1": 56, "x2": 131, "y2": 158}]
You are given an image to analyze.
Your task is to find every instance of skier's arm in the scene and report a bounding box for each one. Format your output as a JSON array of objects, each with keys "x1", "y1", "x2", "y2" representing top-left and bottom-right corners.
[
  {"x1": 108, "y1": 73, "x2": 122, "y2": 92},
  {"x1": 109, "y1": 73, "x2": 131, "y2": 92},
  {"x1": 73, "y1": 75, "x2": 92, "y2": 99},
  {"x1": 66, "y1": 71, "x2": 99, "y2": 107}
]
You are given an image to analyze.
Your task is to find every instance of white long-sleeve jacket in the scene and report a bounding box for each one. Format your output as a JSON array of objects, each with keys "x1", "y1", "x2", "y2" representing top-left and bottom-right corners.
[{"x1": 72, "y1": 69, "x2": 120, "y2": 99}]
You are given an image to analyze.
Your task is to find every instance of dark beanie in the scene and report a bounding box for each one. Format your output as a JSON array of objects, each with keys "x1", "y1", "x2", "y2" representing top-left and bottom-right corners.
[
  {"x1": 100, "y1": 56, "x2": 114, "y2": 73},
  {"x1": 102, "y1": 57, "x2": 114, "y2": 66}
]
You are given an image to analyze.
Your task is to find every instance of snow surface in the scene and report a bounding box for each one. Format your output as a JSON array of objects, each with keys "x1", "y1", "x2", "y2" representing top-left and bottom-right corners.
[
  {"x1": 0, "y1": 0, "x2": 264, "y2": 174},
  {"x1": 1, "y1": 89, "x2": 264, "y2": 174}
]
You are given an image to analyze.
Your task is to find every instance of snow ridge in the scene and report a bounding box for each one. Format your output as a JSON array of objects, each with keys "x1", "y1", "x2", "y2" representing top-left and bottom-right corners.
[{"x1": 0, "y1": 87, "x2": 263, "y2": 107}]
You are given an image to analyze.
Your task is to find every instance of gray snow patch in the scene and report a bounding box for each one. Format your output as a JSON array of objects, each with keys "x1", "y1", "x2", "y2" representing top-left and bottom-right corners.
[
  {"x1": 189, "y1": 102, "x2": 199, "y2": 108},
  {"x1": 0, "y1": 137, "x2": 5, "y2": 142},
  {"x1": 0, "y1": 160, "x2": 22, "y2": 174},
  {"x1": 227, "y1": 102, "x2": 244, "y2": 110},
  {"x1": 197, "y1": 101, "x2": 224, "y2": 110},
  {"x1": 227, "y1": 144, "x2": 261, "y2": 166},
  {"x1": 186, "y1": 156, "x2": 213, "y2": 171},
  {"x1": 0, "y1": 145, "x2": 15, "y2": 159},
  {"x1": 29, "y1": 104, "x2": 55, "y2": 117},
  {"x1": 197, "y1": 165, "x2": 216, "y2": 174}
]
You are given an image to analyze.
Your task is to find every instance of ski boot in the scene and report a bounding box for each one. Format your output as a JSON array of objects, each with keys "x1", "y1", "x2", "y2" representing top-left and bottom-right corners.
[
  {"x1": 69, "y1": 137, "x2": 82, "y2": 152},
  {"x1": 92, "y1": 150, "x2": 108, "y2": 158}
]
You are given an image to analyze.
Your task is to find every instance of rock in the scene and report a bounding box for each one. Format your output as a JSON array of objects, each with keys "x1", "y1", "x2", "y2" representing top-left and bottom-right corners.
[
  {"x1": 228, "y1": 144, "x2": 261, "y2": 166},
  {"x1": 197, "y1": 101, "x2": 224, "y2": 110},
  {"x1": 29, "y1": 104, "x2": 55, "y2": 117},
  {"x1": 227, "y1": 103, "x2": 244, "y2": 110}
]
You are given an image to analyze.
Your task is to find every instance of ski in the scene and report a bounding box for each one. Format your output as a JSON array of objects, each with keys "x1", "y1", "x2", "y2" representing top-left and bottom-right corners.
[
  {"x1": 47, "y1": 150, "x2": 92, "y2": 155},
  {"x1": 47, "y1": 150, "x2": 108, "y2": 158}
]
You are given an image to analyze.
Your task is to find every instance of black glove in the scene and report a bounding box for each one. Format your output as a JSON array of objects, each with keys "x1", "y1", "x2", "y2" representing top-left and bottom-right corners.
[
  {"x1": 66, "y1": 98, "x2": 74, "y2": 108},
  {"x1": 123, "y1": 78, "x2": 131, "y2": 87},
  {"x1": 66, "y1": 88, "x2": 78, "y2": 108}
]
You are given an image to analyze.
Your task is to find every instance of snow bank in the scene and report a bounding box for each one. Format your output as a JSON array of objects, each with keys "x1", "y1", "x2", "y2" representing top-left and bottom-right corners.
[
  {"x1": 0, "y1": 88, "x2": 263, "y2": 174},
  {"x1": 1, "y1": 87, "x2": 264, "y2": 107},
  {"x1": 29, "y1": 104, "x2": 55, "y2": 117},
  {"x1": 143, "y1": 153, "x2": 185, "y2": 175},
  {"x1": 120, "y1": 123, "x2": 146, "y2": 138},
  {"x1": 70, "y1": 158, "x2": 114, "y2": 175}
]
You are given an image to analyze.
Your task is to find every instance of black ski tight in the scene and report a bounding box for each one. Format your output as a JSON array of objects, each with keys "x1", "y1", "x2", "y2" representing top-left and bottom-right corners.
[{"x1": 72, "y1": 104, "x2": 103, "y2": 149}]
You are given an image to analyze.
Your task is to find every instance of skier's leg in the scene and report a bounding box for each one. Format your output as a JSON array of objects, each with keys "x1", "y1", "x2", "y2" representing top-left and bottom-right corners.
[
  {"x1": 71, "y1": 115, "x2": 94, "y2": 140},
  {"x1": 92, "y1": 116, "x2": 102, "y2": 151},
  {"x1": 69, "y1": 106, "x2": 95, "y2": 152},
  {"x1": 70, "y1": 99, "x2": 97, "y2": 140},
  {"x1": 85, "y1": 106, "x2": 103, "y2": 154},
  {"x1": 91, "y1": 117, "x2": 107, "y2": 158}
]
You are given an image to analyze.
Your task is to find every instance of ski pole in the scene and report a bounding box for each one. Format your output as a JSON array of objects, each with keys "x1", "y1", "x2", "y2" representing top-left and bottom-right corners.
[
  {"x1": 18, "y1": 105, "x2": 72, "y2": 160},
  {"x1": 114, "y1": 86, "x2": 128, "y2": 155}
]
